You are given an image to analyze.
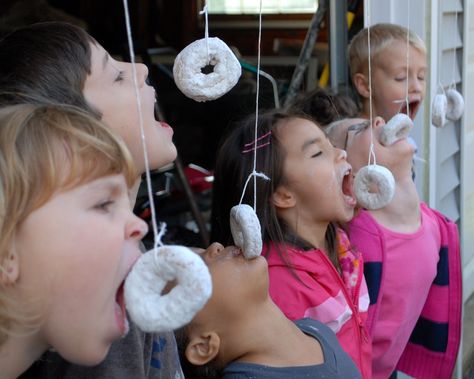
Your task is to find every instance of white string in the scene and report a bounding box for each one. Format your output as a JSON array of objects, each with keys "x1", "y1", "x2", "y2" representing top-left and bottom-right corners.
[
  {"x1": 405, "y1": 3, "x2": 410, "y2": 115},
  {"x1": 366, "y1": 1, "x2": 376, "y2": 166},
  {"x1": 122, "y1": 0, "x2": 165, "y2": 249},
  {"x1": 450, "y1": 7, "x2": 458, "y2": 89},
  {"x1": 238, "y1": 0, "x2": 264, "y2": 211},
  {"x1": 200, "y1": 2, "x2": 210, "y2": 64}
]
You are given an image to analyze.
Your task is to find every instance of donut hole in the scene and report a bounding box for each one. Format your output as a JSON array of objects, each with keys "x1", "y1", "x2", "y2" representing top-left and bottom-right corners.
[
  {"x1": 162, "y1": 279, "x2": 178, "y2": 295},
  {"x1": 366, "y1": 176, "x2": 379, "y2": 194},
  {"x1": 201, "y1": 63, "x2": 215, "y2": 74}
]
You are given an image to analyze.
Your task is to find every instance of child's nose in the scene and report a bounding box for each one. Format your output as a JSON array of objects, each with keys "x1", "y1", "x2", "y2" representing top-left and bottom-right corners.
[
  {"x1": 373, "y1": 116, "x2": 385, "y2": 129},
  {"x1": 206, "y1": 242, "x2": 225, "y2": 258},
  {"x1": 126, "y1": 215, "x2": 149, "y2": 240},
  {"x1": 335, "y1": 148, "x2": 347, "y2": 161},
  {"x1": 136, "y1": 63, "x2": 149, "y2": 87},
  {"x1": 409, "y1": 76, "x2": 424, "y2": 93}
]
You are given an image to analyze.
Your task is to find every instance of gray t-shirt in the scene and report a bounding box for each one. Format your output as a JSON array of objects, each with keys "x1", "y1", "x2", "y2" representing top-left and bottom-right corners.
[
  {"x1": 18, "y1": 324, "x2": 184, "y2": 379},
  {"x1": 222, "y1": 318, "x2": 362, "y2": 379}
]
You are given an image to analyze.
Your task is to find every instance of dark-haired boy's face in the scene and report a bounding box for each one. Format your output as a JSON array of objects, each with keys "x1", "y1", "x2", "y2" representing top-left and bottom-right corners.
[
  {"x1": 83, "y1": 43, "x2": 177, "y2": 174},
  {"x1": 370, "y1": 40, "x2": 427, "y2": 122}
]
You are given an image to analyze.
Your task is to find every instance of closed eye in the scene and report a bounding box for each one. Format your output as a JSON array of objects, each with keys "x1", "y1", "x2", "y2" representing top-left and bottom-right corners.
[
  {"x1": 311, "y1": 151, "x2": 322, "y2": 158},
  {"x1": 95, "y1": 200, "x2": 115, "y2": 212},
  {"x1": 115, "y1": 71, "x2": 125, "y2": 82}
]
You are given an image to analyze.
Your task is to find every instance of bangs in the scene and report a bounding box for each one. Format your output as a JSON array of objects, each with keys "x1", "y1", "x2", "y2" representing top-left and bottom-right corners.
[{"x1": 0, "y1": 105, "x2": 137, "y2": 220}]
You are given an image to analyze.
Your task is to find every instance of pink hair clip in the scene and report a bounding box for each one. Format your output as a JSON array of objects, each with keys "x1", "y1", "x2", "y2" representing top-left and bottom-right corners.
[{"x1": 242, "y1": 131, "x2": 271, "y2": 153}]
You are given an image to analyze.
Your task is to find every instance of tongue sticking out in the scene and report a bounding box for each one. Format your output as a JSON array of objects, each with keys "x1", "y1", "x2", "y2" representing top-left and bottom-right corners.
[
  {"x1": 115, "y1": 282, "x2": 129, "y2": 336},
  {"x1": 342, "y1": 172, "x2": 356, "y2": 206}
]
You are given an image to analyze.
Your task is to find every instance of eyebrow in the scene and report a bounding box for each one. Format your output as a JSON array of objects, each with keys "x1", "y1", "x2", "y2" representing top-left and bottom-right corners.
[
  {"x1": 344, "y1": 120, "x2": 370, "y2": 149},
  {"x1": 301, "y1": 137, "x2": 322, "y2": 152},
  {"x1": 88, "y1": 177, "x2": 124, "y2": 196}
]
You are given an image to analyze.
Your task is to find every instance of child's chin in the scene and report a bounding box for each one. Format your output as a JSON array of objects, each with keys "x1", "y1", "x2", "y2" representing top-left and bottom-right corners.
[{"x1": 60, "y1": 345, "x2": 111, "y2": 368}]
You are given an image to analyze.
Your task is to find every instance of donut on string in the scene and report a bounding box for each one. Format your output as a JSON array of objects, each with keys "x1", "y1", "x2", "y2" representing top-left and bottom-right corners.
[
  {"x1": 124, "y1": 245, "x2": 212, "y2": 333},
  {"x1": 173, "y1": 37, "x2": 242, "y2": 102},
  {"x1": 379, "y1": 113, "x2": 414, "y2": 146},
  {"x1": 230, "y1": 204, "x2": 263, "y2": 259},
  {"x1": 431, "y1": 93, "x2": 447, "y2": 128},
  {"x1": 446, "y1": 88, "x2": 464, "y2": 121},
  {"x1": 353, "y1": 165, "x2": 395, "y2": 210}
]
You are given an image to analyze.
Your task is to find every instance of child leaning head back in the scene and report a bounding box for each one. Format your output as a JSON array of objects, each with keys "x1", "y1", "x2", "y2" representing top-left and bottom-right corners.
[
  {"x1": 211, "y1": 109, "x2": 355, "y2": 269},
  {"x1": 0, "y1": 104, "x2": 148, "y2": 377},
  {"x1": 349, "y1": 23, "x2": 427, "y2": 122},
  {"x1": 0, "y1": 21, "x2": 176, "y2": 173}
]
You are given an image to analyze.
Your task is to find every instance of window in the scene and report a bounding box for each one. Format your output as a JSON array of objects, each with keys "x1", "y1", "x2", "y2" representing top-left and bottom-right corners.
[{"x1": 205, "y1": 0, "x2": 318, "y2": 14}]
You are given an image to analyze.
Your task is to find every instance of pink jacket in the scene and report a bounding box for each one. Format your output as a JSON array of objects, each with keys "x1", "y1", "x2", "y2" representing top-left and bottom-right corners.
[
  {"x1": 349, "y1": 203, "x2": 462, "y2": 379},
  {"x1": 265, "y1": 230, "x2": 372, "y2": 378}
]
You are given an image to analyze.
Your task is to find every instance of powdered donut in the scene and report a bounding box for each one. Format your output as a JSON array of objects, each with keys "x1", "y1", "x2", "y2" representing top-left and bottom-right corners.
[
  {"x1": 431, "y1": 93, "x2": 447, "y2": 128},
  {"x1": 354, "y1": 165, "x2": 395, "y2": 210},
  {"x1": 230, "y1": 204, "x2": 262, "y2": 259},
  {"x1": 173, "y1": 37, "x2": 242, "y2": 102},
  {"x1": 379, "y1": 113, "x2": 414, "y2": 146},
  {"x1": 446, "y1": 88, "x2": 464, "y2": 121},
  {"x1": 124, "y1": 245, "x2": 212, "y2": 333}
]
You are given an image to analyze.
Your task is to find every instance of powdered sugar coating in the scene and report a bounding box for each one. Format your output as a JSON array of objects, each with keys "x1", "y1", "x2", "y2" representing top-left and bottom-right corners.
[
  {"x1": 230, "y1": 204, "x2": 262, "y2": 259},
  {"x1": 446, "y1": 88, "x2": 464, "y2": 121},
  {"x1": 379, "y1": 113, "x2": 413, "y2": 146},
  {"x1": 354, "y1": 165, "x2": 395, "y2": 210},
  {"x1": 124, "y1": 245, "x2": 212, "y2": 333},
  {"x1": 431, "y1": 93, "x2": 447, "y2": 128},
  {"x1": 173, "y1": 37, "x2": 242, "y2": 102}
]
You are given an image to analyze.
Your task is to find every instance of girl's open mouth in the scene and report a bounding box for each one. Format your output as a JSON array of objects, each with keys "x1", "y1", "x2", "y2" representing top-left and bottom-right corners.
[{"x1": 341, "y1": 168, "x2": 357, "y2": 207}]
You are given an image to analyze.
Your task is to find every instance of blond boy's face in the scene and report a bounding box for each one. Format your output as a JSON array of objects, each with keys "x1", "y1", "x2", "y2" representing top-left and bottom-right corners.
[
  {"x1": 365, "y1": 39, "x2": 427, "y2": 122},
  {"x1": 12, "y1": 175, "x2": 148, "y2": 365}
]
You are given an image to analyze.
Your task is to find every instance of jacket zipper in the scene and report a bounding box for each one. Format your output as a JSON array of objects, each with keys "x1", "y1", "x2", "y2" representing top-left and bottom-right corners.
[{"x1": 318, "y1": 250, "x2": 368, "y2": 378}]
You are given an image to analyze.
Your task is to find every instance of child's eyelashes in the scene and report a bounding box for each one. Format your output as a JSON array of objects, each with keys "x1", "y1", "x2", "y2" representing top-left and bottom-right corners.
[
  {"x1": 114, "y1": 71, "x2": 125, "y2": 83},
  {"x1": 94, "y1": 200, "x2": 115, "y2": 212},
  {"x1": 311, "y1": 151, "x2": 322, "y2": 158}
]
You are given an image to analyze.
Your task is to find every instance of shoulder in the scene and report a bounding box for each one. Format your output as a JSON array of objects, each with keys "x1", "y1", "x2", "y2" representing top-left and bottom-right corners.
[{"x1": 295, "y1": 318, "x2": 339, "y2": 344}]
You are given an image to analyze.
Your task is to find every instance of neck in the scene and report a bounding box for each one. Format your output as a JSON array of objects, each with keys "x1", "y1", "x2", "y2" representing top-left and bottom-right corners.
[
  {"x1": 223, "y1": 299, "x2": 321, "y2": 367},
  {"x1": 369, "y1": 174, "x2": 420, "y2": 232},
  {"x1": 279, "y1": 209, "x2": 328, "y2": 250},
  {"x1": 0, "y1": 333, "x2": 47, "y2": 379}
]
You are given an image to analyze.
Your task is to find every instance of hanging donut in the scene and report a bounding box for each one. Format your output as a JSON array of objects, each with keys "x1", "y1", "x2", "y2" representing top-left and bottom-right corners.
[
  {"x1": 230, "y1": 204, "x2": 262, "y2": 259},
  {"x1": 173, "y1": 37, "x2": 242, "y2": 102},
  {"x1": 124, "y1": 245, "x2": 212, "y2": 333},
  {"x1": 379, "y1": 113, "x2": 414, "y2": 146},
  {"x1": 353, "y1": 165, "x2": 395, "y2": 210},
  {"x1": 446, "y1": 88, "x2": 464, "y2": 121},
  {"x1": 431, "y1": 93, "x2": 447, "y2": 128}
]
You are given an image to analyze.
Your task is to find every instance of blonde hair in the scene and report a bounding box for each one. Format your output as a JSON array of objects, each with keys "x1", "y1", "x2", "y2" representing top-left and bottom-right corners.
[
  {"x1": 0, "y1": 104, "x2": 137, "y2": 343},
  {"x1": 348, "y1": 23, "x2": 426, "y2": 79}
]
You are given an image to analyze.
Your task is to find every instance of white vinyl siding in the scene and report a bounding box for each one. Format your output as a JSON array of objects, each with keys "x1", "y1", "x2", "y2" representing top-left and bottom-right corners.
[{"x1": 434, "y1": 0, "x2": 463, "y2": 222}]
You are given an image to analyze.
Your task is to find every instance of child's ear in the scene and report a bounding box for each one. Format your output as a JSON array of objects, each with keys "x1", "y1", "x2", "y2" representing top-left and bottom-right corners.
[
  {"x1": 271, "y1": 185, "x2": 296, "y2": 209},
  {"x1": 353, "y1": 73, "x2": 370, "y2": 99},
  {"x1": 0, "y1": 249, "x2": 20, "y2": 285},
  {"x1": 185, "y1": 331, "x2": 220, "y2": 366}
]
